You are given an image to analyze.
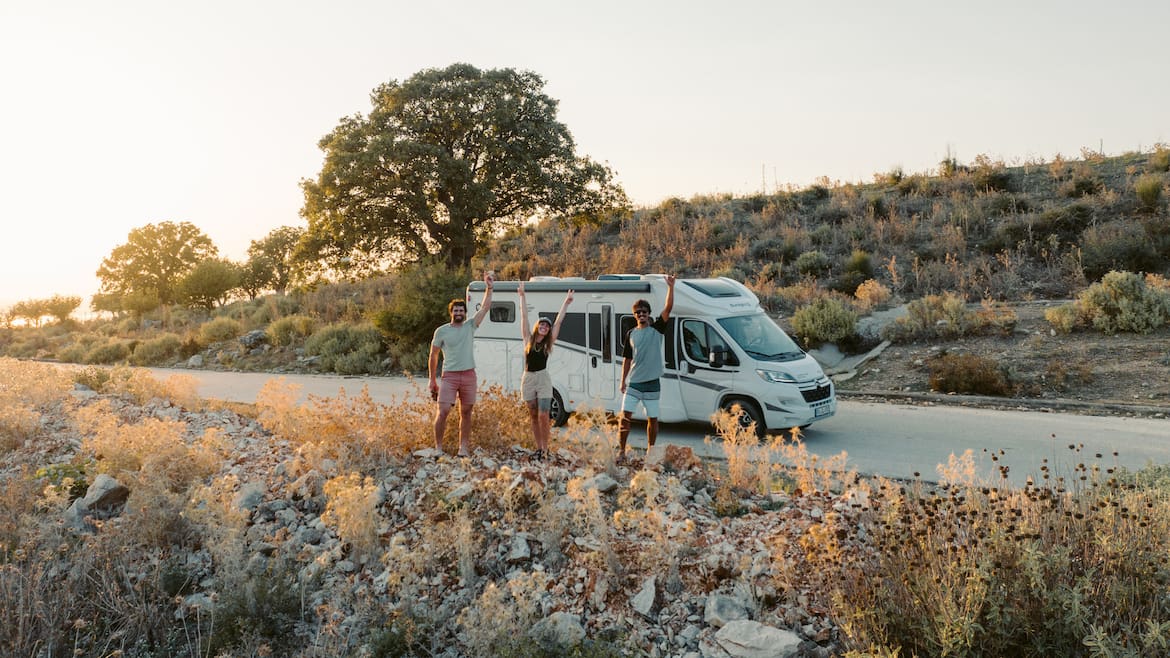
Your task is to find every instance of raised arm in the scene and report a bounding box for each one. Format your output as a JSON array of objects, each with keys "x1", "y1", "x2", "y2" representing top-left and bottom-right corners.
[
  {"x1": 547, "y1": 289, "x2": 574, "y2": 349},
  {"x1": 517, "y1": 281, "x2": 530, "y2": 344},
  {"x1": 660, "y1": 275, "x2": 677, "y2": 321},
  {"x1": 472, "y1": 271, "x2": 494, "y2": 327}
]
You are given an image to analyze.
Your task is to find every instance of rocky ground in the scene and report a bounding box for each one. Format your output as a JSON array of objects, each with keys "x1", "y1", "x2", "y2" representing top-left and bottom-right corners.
[
  {"x1": 11, "y1": 377, "x2": 850, "y2": 657},
  {"x1": 832, "y1": 301, "x2": 1170, "y2": 420}
]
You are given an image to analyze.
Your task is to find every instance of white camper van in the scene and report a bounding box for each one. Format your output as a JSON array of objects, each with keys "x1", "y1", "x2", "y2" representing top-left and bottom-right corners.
[{"x1": 467, "y1": 274, "x2": 836, "y2": 435}]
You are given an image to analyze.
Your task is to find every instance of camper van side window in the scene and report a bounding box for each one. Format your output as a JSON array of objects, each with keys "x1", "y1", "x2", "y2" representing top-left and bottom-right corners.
[
  {"x1": 617, "y1": 315, "x2": 637, "y2": 359},
  {"x1": 489, "y1": 302, "x2": 515, "y2": 323},
  {"x1": 601, "y1": 305, "x2": 612, "y2": 363}
]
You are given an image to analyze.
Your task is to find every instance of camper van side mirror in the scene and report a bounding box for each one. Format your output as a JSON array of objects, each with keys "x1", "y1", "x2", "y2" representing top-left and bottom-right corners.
[{"x1": 709, "y1": 348, "x2": 726, "y2": 368}]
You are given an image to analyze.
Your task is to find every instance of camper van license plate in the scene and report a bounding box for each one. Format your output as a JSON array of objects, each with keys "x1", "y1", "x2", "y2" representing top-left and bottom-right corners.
[{"x1": 814, "y1": 405, "x2": 830, "y2": 417}]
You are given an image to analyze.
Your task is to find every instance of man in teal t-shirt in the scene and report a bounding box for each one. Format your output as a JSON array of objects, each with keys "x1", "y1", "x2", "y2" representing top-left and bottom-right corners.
[
  {"x1": 618, "y1": 274, "x2": 675, "y2": 462},
  {"x1": 429, "y1": 271, "x2": 494, "y2": 456}
]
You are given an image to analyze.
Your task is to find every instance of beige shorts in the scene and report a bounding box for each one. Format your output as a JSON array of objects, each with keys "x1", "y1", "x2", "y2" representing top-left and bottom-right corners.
[{"x1": 521, "y1": 369, "x2": 553, "y2": 405}]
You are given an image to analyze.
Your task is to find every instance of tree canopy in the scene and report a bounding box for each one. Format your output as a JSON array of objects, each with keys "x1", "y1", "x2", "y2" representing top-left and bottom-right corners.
[
  {"x1": 95, "y1": 221, "x2": 217, "y2": 311},
  {"x1": 178, "y1": 259, "x2": 241, "y2": 311},
  {"x1": 299, "y1": 63, "x2": 627, "y2": 272},
  {"x1": 246, "y1": 226, "x2": 304, "y2": 295}
]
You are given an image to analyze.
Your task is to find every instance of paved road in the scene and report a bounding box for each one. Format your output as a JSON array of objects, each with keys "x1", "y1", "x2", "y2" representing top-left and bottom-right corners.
[{"x1": 147, "y1": 368, "x2": 1170, "y2": 486}]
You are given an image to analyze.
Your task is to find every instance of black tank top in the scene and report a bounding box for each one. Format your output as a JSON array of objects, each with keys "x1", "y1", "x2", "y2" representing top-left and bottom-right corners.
[{"x1": 526, "y1": 344, "x2": 549, "y2": 371}]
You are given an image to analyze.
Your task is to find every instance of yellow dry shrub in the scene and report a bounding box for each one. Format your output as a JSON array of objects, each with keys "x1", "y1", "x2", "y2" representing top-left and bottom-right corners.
[
  {"x1": 710, "y1": 407, "x2": 772, "y2": 493},
  {"x1": 854, "y1": 278, "x2": 892, "y2": 312},
  {"x1": 321, "y1": 472, "x2": 381, "y2": 558},
  {"x1": 75, "y1": 401, "x2": 217, "y2": 490},
  {"x1": 257, "y1": 378, "x2": 418, "y2": 473},
  {"x1": 78, "y1": 364, "x2": 202, "y2": 409},
  {"x1": 766, "y1": 427, "x2": 852, "y2": 496},
  {"x1": 256, "y1": 377, "x2": 530, "y2": 470},
  {"x1": 0, "y1": 359, "x2": 75, "y2": 451}
]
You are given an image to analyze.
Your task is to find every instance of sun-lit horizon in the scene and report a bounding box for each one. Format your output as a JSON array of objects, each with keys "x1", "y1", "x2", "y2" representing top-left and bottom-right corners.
[{"x1": 2, "y1": 0, "x2": 1167, "y2": 310}]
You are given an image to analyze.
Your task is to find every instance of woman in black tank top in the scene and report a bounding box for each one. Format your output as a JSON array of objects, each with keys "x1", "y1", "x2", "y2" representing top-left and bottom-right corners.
[{"x1": 518, "y1": 283, "x2": 574, "y2": 460}]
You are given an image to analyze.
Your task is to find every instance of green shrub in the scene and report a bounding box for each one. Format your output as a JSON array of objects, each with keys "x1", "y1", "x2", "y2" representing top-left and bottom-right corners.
[
  {"x1": 791, "y1": 297, "x2": 857, "y2": 347},
  {"x1": 267, "y1": 314, "x2": 317, "y2": 347},
  {"x1": 370, "y1": 259, "x2": 469, "y2": 352},
  {"x1": 928, "y1": 352, "x2": 1013, "y2": 396},
  {"x1": 1148, "y1": 144, "x2": 1170, "y2": 172},
  {"x1": 1044, "y1": 304, "x2": 1079, "y2": 333},
  {"x1": 198, "y1": 317, "x2": 242, "y2": 343},
  {"x1": 130, "y1": 333, "x2": 182, "y2": 366},
  {"x1": 116, "y1": 317, "x2": 140, "y2": 335},
  {"x1": 794, "y1": 250, "x2": 831, "y2": 276},
  {"x1": 882, "y1": 292, "x2": 973, "y2": 342},
  {"x1": 248, "y1": 295, "x2": 301, "y2": 326},
  {"x1": 1059, "y1": 172, "x2": 1103, "y2": 198},
  {"x1": 895, "y1": 174, "x2": 931, "y2": 197},
  {"x1": 1134, "y1": 173, "x2": 1164, "y2": 213},
  {"x1": 1079, "y1": 220, "x2": 1160, "y2": 281},
  {"x1": 84, "y1": 340, "x2": 131, "y2": 365},
  {"x1": 972, "y1": 156, "x2": 1012, "y2": 192},
  {"x1": 55, "y1": 333, "x2": 107, "y2": 363},
  {"x1": 1075, "y1": 270, "x2": 1170, "y2": 334},
  {"x1": 749, "y1": 237, "x2": 798, "y2": 263},
  {"x1": 304, "y1": 323, "x2": 386, "y2": 374}
]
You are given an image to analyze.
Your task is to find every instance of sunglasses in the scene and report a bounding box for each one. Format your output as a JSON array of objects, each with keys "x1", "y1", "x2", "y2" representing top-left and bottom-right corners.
[{"x1": 634, "y1": 310, "x2": 649, "y2": 316}]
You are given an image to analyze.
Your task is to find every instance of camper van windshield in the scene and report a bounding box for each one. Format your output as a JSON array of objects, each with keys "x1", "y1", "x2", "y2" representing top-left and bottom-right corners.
[{"x1": 718, "y1": 313, "x2": 804, "y2": 362}]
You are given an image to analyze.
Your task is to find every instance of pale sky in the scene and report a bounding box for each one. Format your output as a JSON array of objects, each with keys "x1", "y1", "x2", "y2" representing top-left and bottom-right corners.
[{"x1": 2, "y1": 0, "x2": 1167, "y2": 310}]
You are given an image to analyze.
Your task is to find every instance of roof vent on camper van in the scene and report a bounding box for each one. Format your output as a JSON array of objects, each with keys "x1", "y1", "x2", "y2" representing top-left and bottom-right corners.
[{"x1": 681, "y1": 279, "x2": 744, "y2": 298}]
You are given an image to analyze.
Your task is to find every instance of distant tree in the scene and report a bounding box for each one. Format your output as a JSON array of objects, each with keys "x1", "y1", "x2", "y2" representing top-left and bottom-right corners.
[
  {"x1": 248, "y1": 226, "x2": 304, "y2": 295},
  {"x1": 44, "y1": 295, "x2": 82, "y2": 324},
  {"x1": 96, "y1": 221, "x2": 217, "y2": 309},
  {"x1": 121, "y1": 289, "x2": 162, "y2": 324},
  {"x1": 238, "y1": 254, "x2": 274, "y2": 300},
  {"x1": 299, "y1": 63, "x2": 627, "y2": 273},
  {"x1": 10, "y1": 299, "x2": 48, "y2": 327},
  {"x1": 178, "y1": 259, "x2": 241, "y2": 312}
]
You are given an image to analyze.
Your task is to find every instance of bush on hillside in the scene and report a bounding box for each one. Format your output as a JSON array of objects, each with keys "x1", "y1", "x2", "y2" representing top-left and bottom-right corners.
[
  {"x1": 879, "y1": 292, "x2": 1016, "y2": 342},
  {"x1": 853, "y1": 279, "x2": 892, "y2": 312},
  {"x1": 1149, "y1": 144, "x2": 1170, "y2": 173},
  {"x1": 199, "y1": 317, "x2": 243, "y2": 344},
  {"x1": 794, "y1": 250, "x2": 831, "y2": 277},
  {"x1": 1080, "y1": 221, "x2": 1160, "y2": 281},
  {"x1": 228, "y1": 294, "x2": 302, "y2": 327},
  {"x1": 131, "y1": 333, "x2": 182, "y2": 366},
  {"x1": 1073, "y1": 270, "x2": 1170, "y2": 334},
  {"x1": 84, "y1": 340, "x2": 132, "y2": 365},
  {"x1": 267, "y1": 314, "x2": 317, "y2": 347},
  {"x1": 370, "y1": 259, "x2": 469, "y2": 352},
  {"x1": 304, "y1": 323, "x2": 386, "y2": 375},
  {"x1": 1135, "y1": 173, "x2": 1164, "y2": 213},
  {"x1": 791, "y1": 297, "x2": 857, "y2": 348}
]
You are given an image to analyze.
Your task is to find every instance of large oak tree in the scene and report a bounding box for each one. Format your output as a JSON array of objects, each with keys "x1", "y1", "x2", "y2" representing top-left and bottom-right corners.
[
  {"x1": 95, "y1": 221, "x2": 217, "y2": 311},
  {"x1": 299, "y1": 63, "x2": 627, "y2": 272}
]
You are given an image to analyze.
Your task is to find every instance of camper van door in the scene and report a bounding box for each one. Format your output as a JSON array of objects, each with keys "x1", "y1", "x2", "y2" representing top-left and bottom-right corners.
[
  {"x1": 586, "y1": 301, "x2": 617, "y2": 404},
  {"x1": 676, "y1": 318, "x2": 739, "y2": 419}
]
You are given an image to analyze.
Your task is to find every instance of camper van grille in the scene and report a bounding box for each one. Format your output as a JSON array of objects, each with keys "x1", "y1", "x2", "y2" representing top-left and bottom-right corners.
[{"x1": 801, "y1": 384, "x2": 832, "y2": 403}]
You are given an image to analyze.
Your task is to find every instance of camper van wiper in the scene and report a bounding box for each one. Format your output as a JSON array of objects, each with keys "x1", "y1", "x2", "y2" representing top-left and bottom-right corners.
[{"x1": 749, "y1": 350, "x2": 803, "y2": 360}]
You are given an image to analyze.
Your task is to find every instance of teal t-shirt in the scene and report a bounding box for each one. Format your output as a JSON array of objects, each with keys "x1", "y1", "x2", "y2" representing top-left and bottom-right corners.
[
  {"x1": 431, "y1": 322, "x2": 477, "y2": 372},
  {"x1": 622, "y1": 317, "x2": 667, "y2": 384}
]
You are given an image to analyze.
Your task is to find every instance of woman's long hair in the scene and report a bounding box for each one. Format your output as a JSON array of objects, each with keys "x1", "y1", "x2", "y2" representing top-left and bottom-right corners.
[{"x1": 527, "y1": 319, "x2": 552, "y2": 354}]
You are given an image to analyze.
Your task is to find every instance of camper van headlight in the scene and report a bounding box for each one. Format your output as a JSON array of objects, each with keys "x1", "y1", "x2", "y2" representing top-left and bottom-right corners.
[{"x1": 756, "y1": 369, "x2": 797, "y2": 384}]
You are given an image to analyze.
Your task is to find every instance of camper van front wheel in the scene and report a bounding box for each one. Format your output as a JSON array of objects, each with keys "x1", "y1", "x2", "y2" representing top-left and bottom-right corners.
[
  {"x1": 549, "y1": 390, "x2": 569, "y2": 427},
  {"x1": 721, "y1": 398, "x2": 765, "y2": 438}
]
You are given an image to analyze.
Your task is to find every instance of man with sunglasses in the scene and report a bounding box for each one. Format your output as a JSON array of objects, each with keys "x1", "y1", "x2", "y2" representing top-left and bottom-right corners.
[{"x1": 617, "y1": 274, "x2": 676, "y2": 462}]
